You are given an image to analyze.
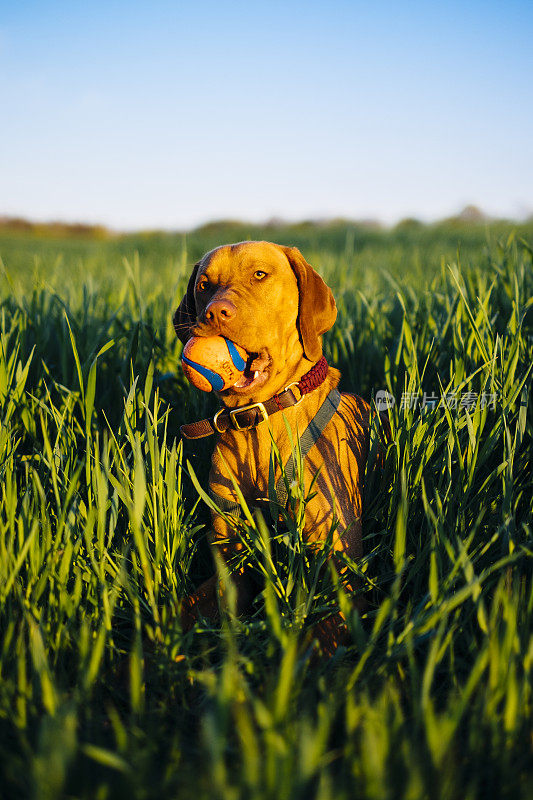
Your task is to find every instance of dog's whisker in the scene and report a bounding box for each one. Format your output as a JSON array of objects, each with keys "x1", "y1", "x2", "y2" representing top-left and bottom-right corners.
[{"x1": 173, "y1": 322, "x2": 195, "y2": 330}]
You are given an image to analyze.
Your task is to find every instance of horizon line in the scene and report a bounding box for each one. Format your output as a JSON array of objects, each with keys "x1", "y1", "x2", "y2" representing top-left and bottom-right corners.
[{"x1": 2, "y1": 205, "x2": 532, "y2": 237}]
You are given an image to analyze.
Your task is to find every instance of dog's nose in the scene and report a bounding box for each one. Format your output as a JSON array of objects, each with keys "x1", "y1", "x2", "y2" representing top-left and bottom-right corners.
[{"x1": 204, "y1": 299, "x2": 236, "y2": 325}]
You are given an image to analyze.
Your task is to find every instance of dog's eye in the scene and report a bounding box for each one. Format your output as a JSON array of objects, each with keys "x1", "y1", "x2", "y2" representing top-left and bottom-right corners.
[
  {"x1": 254, "y1": 270, "x2": 267, "y2": 280},
  {"x1": 197, "y1": 277, "x2": 209, "y2": 291}
]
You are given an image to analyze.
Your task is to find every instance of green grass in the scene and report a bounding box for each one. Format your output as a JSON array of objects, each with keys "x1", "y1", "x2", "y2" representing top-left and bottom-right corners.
[{"x1": 0, "y1": 220, "x2": 531, "y2": 799}]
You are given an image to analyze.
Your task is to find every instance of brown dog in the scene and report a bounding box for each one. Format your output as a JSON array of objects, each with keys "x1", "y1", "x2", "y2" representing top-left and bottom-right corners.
[{"x1": 174, "y1": 241, "x2": 380, "y2": 654}]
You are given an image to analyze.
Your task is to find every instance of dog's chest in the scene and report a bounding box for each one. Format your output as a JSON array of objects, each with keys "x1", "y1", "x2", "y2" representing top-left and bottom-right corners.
[{"x1": 211, "y1": 392, "x2": 370, "y2": 512}]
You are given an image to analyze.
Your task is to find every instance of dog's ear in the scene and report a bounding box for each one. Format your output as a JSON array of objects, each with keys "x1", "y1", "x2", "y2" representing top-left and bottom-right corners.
[
  {"x1": 282, "y1": 246, "x2": 337, "y2": 362},
  {"x1": 173, "y1": 261, "x2": 200, "y2": 344}
]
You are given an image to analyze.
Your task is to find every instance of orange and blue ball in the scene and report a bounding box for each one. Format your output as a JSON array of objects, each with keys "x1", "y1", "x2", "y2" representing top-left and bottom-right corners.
[{"x1": 181, "y1": 335, "x2": 247, "y2": 392}]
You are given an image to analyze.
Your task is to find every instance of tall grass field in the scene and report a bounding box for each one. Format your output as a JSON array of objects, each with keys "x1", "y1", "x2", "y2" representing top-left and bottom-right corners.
[{"x1": 0, "y1": 219, "x2": 532, "y2": 799}]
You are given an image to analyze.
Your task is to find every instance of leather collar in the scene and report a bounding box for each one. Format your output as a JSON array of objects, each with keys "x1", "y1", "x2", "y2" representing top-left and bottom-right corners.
[{"x1": 180, "y1": 356, "x2": 329, "y2": 440}]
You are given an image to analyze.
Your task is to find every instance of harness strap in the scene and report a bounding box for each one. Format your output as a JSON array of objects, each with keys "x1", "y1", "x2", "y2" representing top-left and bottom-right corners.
[
  {"x1": 208, "y1": 488, "x2": 242, "y2": 515},
  {"x1": 270, "y1": 389, "x2": 342, "y2": 512}
]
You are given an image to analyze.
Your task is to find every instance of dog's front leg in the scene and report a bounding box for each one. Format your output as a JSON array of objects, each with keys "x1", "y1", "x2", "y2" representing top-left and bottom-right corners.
[{"x1": 180, "y1": 512, "x2": 257, "y2": 632}]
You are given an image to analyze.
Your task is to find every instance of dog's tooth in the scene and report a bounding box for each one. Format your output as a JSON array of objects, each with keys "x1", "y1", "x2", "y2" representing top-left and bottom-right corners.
[{"x1": 254, "y1": 371, "x2": 259, "y2": 379}]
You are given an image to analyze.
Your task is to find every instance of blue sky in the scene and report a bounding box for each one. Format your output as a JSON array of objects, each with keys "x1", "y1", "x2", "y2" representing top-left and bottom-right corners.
[{"x1": 1, "y1": 0, "x2": 532, "y2": 229}]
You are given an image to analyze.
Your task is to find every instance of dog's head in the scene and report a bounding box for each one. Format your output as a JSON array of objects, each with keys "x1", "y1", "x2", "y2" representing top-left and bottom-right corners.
[{"x1": 173, "y1": 241, "x2": 336, "y2": 405}]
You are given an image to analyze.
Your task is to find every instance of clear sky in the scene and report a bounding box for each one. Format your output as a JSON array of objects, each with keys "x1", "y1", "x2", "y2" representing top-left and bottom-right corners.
[{"x1": 1, "y1": 0, "x2": 532, "y2": 229}]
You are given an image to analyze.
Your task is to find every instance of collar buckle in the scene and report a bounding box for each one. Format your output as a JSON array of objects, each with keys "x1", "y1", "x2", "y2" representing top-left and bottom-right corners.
[{"x1": 229, "y1": 401, "x2": 268, "y2": 431}]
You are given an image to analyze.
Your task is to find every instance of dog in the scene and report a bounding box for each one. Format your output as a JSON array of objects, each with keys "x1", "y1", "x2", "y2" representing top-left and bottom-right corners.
[{"x1": 173, "y1": 241, "x2": 384, "y2": 655}]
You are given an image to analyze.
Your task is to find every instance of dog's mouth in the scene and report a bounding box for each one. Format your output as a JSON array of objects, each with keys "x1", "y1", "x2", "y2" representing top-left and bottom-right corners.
[
  {"x1": 227, "y1": 350, "x2": 271, "y2": 393},
  {"x1": 190, "y1": 322, "x2": 272, "y2": 396}
]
